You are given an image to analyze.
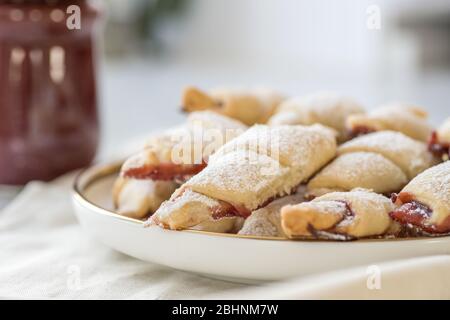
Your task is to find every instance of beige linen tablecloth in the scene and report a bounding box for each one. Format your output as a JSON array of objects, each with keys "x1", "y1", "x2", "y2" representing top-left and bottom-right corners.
[
  {"x1": 0, "y1": 174, "x2": 245, "y2": 299},
  {"x1": 1, "y1": 172, "x2": 450, "y2": 299}
]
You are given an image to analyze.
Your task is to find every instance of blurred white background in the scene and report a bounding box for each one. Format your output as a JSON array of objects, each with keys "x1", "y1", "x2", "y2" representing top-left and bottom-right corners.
[{"x1": 99, "y1": 0, "x2": 450, "y2": 157}]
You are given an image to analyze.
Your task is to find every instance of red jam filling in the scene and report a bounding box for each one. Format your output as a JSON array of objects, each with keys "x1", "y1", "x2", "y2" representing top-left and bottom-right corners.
[
  {"x1": 172, "y1": 187, "x2": 252, "y2": 220},
  {"x1": 335, "y1": 200, "x2": 356, "y2": 218},
  {"x1": 306, "y1": 200, "x2": 355, "y2": 239},
  {"x1": 348, "y1": 126, "x2": 376, "y2": 139},
  {"x1": 428, "y1": 131, "x2": 450, "y2": 158},
  {"x1": 211, "y1": 185, "x2": 302, "y2": 220},
  {"x1": 211, "y1": 202, "x2": 251, "y2": 220},
  {"x1": 123, "y1": 162, "x2": 207, "y2": 181},
  {"x1": 390, "y1": 201, "x2": 432, "y2": 230},
  {"x1": 390, "y1": 192, "x2": 450, "y2": 234}
]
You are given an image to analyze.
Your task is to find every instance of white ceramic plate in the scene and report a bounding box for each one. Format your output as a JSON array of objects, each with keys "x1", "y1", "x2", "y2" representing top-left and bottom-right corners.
[{"x1": 72, "y1": 162, "x2": 450, "y2": 283}]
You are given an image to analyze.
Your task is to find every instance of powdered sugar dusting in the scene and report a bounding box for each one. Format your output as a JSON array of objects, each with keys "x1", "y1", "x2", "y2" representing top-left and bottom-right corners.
[
  {"x1": 238, "y1": 213, "x2": 279, "y2": 237},
  {"x1": 186, "y1": 150, "x2": 291, "y2": 209},
  {"x1": 304, "y1": 200, "x2": 348, "y2": 216},
  {"x1": 404, "y1": 162, "x2": 450, "y2": 211},
  {"x1": 188, "y1": 125, "x2": 336, "y2": 209},
  {"x1": 308, "y1": 151, "x2": 409, "y2": 195},
  {"x1": 338, "y1": 130, "x2": 437, "y2": 178},
  {"x1": 154, "y1": 189, "x2": 221, "y2": 220},
  {"x1": 212, "y1": 124, "x2": 336, "y2": 170},
  {"x1": 346, "y1": 103, "x2": 432, "y2": 142},
  {"x1": 268, "y1": 92, "x2": 364, "y2": 139},
  {"x1": 238, "y1": 187, "x2": 306, "y2": 237},
  {"x1": 121, "y1": 111, "x2": 247, "y2": 174},
  {"x1": 187, "y1": 110, "x2": 247, "y2": 132}
]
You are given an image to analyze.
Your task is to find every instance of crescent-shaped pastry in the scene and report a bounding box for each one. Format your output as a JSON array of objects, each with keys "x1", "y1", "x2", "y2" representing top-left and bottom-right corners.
[
  {"x1": 390, "y1": 161, "x2": 450, "y2": 235},
  {"x1": 281, "y1": 189, "x2": 397, "y2": 240},
  {"x1": 338, "y1": 131, "x2": 439, "y2": 180},
  {"x1": 428, "y1": 117, "x2": 450, "y2": 160},
  {"x1": 114, "y1": 111, "x2": 246, "y2": 219},
  {"x1": 237, "y1": 186, "x2": 306, "y2": 237},
  {"x1": 149, "y1": 151, "x2": 289, "y2": 232},
  {"x1": 346, "y1": 103, "x2": 432, "y2": 142},
  {"x1": 268, "y1": 92, "x2": 364, "y2": 141},
  {"x1": 150, "y1": 189, "x2": 244, "y2": 232},
  {"x1": 307, "y1": 131, "x2": 437, "y2": 197},
  {"x1": 181, "y1": 86, "x2": 285, "y2": 125},
  {"x1": 307, "y1": 152, "x2": 408, "y2": 197},
  {"x1": 121, "y1": 111, "x2": 247, "y2": 181},
  {"x1": 150, "y1": 124, "x2": 337, "y2": 231},
  {"x1": 112, "y1": 177, "x2": 177, "y2": 219}
]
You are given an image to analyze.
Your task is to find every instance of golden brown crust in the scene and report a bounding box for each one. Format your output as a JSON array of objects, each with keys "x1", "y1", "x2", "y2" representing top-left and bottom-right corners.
[
  {"x1": 181, "y1": 86, "x2": 284, "y2": 125},
  {"x1": 182, "y1": 86, "x2": 217, "y2": 112}
]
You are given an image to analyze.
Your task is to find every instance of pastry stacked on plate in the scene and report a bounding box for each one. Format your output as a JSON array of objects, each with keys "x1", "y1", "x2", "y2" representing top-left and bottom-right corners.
[{"x1": 113, "y1": 86, "x2": 450, "y2": 241}]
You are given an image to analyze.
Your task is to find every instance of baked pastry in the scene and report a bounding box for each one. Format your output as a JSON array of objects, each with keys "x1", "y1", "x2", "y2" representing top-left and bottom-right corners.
[
  {"x1": 307, "y1": 131, "x2": 438, "y2": 197},
  {"x1": 281, "y1": 189, "x2": 398, "y2": 240},
  {"x1": 338, "y1": 131, "x2": 439, "y2": 180},
  {"x1": 114, "y1": 111, "x2": 247, "y2": 219},
  {"x1": 181, "y1": 86, "x2": 284, "y2": 125},
  {"x1": 390, "y1": 161, "x2": 450, "y2": 235},
  {"x1": 428, "y1": 117, "x2": 450, "y2": 160},
  {"x1": 150, "y1": 189, "x2": 245, "y2": 232},
  {"x1": 346, "y1": 103, "x2": 432, "y2": 142},
  {"x1": 150, "y1": 124, "x2": 337, "y2": 231},
  {"x1": 268, "y1": 92, "x2": 364, "y2": 142},
  {"x1": 121, "y1": 111, "x2": 247, "y2": 181},
  {"x1": 112, "y1": 177, "x2": 177, "y2": 219},
  {"x1": 237, "y1": 186, "x2": 306, "y2": 237}
]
